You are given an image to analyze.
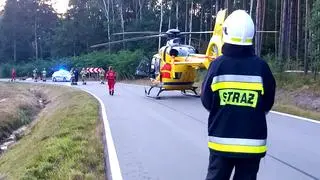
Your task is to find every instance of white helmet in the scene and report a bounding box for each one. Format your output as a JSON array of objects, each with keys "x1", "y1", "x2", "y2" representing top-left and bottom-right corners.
[{"x1": 222, "y1": 10, "x2": 255, "y2": 46}]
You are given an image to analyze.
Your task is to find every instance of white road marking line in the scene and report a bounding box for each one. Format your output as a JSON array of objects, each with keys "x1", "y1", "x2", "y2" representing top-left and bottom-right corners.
[
  {"x1": 83, "y1": 89, "x2": 123, "y2": 180},
  {"x1": 270, "y1": 111, "x2": 320, "y2": 124}
]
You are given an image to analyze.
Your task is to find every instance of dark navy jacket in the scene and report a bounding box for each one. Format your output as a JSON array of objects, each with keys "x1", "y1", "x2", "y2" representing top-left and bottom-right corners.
[{"x1": 201, "y1": 43, "x2": 276, "y2": 158}]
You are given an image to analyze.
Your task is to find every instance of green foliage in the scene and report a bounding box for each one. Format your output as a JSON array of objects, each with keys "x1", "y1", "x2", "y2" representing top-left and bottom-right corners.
[
  {"x1": 1, "y1": 50, "x2": 147, "y2": 80},
  {"x1": 310, "y1": 0, "x2": 320, "y2": 78},
  {"x1": 0, "y1": 58, "x2": 73, "y2": 78},
  {"x1": 0, "y1": 0, "x2": 58, "y2": 62},
  {"x1": 0, "y1": 0, "x2": 319, "y2": 79},
  {"x1": 72, "y1": 49, "x2": 146, "y2": 79}
]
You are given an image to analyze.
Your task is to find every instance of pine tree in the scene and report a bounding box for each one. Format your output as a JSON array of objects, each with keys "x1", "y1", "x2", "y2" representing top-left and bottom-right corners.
[{"x1": 310, "y1": 0, "x2": 320, "y2": 79}]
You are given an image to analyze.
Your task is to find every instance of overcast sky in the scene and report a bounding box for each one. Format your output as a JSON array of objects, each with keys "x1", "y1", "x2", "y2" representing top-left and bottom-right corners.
[{"x1": 0, "y1": 0, "x2": 69, "y2": 14}]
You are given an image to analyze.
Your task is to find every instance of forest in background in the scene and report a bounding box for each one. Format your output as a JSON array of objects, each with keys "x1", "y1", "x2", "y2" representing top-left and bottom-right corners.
[{"x1": 0, "y1": 0, "x2": 319, "y2": 79}]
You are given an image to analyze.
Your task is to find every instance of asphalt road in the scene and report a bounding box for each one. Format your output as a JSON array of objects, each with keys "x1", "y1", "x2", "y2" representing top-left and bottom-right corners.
[
  {"x1": 2, "y1": 79, "x2": 320, "y2": 180},
  {"x1": 76, "y1": 81, "x2": 320, "y2": 180}
]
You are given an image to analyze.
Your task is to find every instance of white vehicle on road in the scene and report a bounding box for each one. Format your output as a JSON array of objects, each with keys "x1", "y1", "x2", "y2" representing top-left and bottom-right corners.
[{"x1": 52, "y1": 69, "x2": 71, "y2": 82}]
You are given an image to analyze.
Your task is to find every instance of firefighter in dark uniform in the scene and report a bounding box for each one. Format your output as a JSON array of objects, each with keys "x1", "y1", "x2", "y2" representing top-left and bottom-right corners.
[{"x1": 201, "y1": 10, "x2": 276, "y2": 180}]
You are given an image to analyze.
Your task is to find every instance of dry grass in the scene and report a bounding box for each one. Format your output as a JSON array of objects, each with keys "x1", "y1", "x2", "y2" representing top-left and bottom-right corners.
[
  {"x1": 0, "y1": 82, "x2": 105, "y2": 180},
  {"x1": 0, "y1": 83, "x2": 42, "y2": 142}
]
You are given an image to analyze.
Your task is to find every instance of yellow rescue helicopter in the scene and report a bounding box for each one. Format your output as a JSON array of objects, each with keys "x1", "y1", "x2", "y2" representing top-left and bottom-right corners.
[{"x1": 91, "y1": 9, "x2": 228, "y2": 99}]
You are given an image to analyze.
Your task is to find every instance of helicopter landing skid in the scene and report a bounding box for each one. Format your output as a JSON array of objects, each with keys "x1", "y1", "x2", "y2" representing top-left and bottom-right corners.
[
  {"x1": 181, "y1": 87, "x2": 200, "y2": 98},
  {"x1": 144, "y1": 86, "x2": 164, "y2": 99}
]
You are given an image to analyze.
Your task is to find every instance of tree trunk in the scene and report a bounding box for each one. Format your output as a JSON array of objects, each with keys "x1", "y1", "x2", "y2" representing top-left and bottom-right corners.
[
  {"x1": 135, "y1": 0, "x2": 139, "y2": 21},
  {"x1": 73, "y1": 41, "x2": 76, "y2": 57},
  {"x1": 168, "y1": 14, "x2": 171, "y2": 29},
  {"x1": 119, "y1": 1, "x2": 125, "y2": 49},
  {"x1": 275, "y1": 0, "x2": 278, "y2": 55},
  {"x1": 210, "y1": 0, "x2": 213, "y2": 40},
  {"x1": 255, "y1": 0, "x2": 266, "y2": 56},
  {"x1": 205, "y1": 13, "x2": 208, "y2": 41},
  {"x1": 308, "y1": 21, "x2": 312, "y2": 74},
  {"x1": 296, "y1": 0, "x2": 300, "y2": 61},
  {"x1": 13, "y1": 39, "x2": 16, "y2": 62},
  {"x1": 249, "y1": 0, "x2": 254, "y2": 16},
  {"x1": 242, "y1": 0, "x2": 247, "y2": 11},
  {"x1": 304, "y1": 0, "x2": 309, "y2": 74},
  {"x1": 225, "y1": 0, "x2": 228, "y2": 12},
  {"x1": 111, "y1": 0, "x2": 115, "y2": 26},
  {"x1": 34, "y1": 18, "x2": 38, "y2": 61},
  {"x1": 168, "y1": 1, "x2": 172, "y2": 29},
  {"x1": 261, "y1": 0, "x2": 266, "y2": 53},
  {"x1": 175, "y1": 1, "x2": 179, "y2": 28},
  {"x1": 102, "y1": 0, "x2": 111, "y2": 53},
  {"x1": 225, "y1": 0, "x2": 231, "y2": 12},
  {"x1": 279, "y1": 0, "x2": 289, "y2": 71},
  {"x1": 159, "y1": 0, "x2": 163, "y2": 49},
  {"x1": 189, "y1": 1, "x2": 193, "y2": 45},
  {"x1": 216, "y1": 0, "x2": 220, "y2": 14},
  {"x1": 184, "y1": 1, "x2": 188, "y2": 44},
  {"x1": 255, "y1": 0, "x2": 261, "y2": 55},
  {"x1": 199, "y1": 7, "x2": 203, "y2": 50},
  {"x1": 287, "y1": 0, "x2": 293, "y2": 63},
  {"x1": 138, "y1": 0, "x2": 142, "y2": 21}
]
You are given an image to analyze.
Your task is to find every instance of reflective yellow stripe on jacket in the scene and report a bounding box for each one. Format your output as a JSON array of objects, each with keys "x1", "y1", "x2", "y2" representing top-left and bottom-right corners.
[
  {"x1": 208, "y1": 136, "x2": 267, "y2": 154},
  {"x1": 209, "y1": 75, "x2": 267, "y2": 154},
  {"x1": 211, "y1": 75, "x2": 264, "y2": 94}
]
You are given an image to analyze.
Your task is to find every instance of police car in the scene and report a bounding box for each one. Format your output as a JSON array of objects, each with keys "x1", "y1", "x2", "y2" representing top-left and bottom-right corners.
[{"x1": 52, "y1": 69, "x2": 72, "y2": 82}]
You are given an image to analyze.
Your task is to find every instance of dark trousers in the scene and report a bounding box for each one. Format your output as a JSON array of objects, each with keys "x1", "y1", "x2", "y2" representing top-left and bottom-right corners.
[{"x1": 206, "y1": 150, "x2": 261, "y2": 180}]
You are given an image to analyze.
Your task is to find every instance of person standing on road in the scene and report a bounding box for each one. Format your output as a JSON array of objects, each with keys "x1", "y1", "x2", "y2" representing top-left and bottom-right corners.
[
  {"x1": 105, "y1": 66, "x2": 116, "y2": 95},
  {"x1": 33, "y1": 68, "x2": 38, "y2": 82},
  {"x1": 11, "y1": 68, "x2": 16, "y2": 82},
  {"x1": 70, "y1": 67, "x2": 77, "y2": 85},
  {"x1": 42, "y1": 68, "x2": 47, "y2": 82},
  {"x1": 80, "y1": 68, "x2": 87, "y2": 85},
  {"x1": 74, "y1": 68, "x2": 79, "y2": 85},
  {"x1": 201, "y1": 10, "x2": 276, "y2": 180},
  {"x1": 99, "y1": 67, "x2": 105, "y2": 84}
]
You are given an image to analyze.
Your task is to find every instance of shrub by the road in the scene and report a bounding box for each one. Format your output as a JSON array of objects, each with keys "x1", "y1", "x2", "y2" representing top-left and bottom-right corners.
[{"x1": 0, "y1": 49, "x2": 147, "y2": 80}]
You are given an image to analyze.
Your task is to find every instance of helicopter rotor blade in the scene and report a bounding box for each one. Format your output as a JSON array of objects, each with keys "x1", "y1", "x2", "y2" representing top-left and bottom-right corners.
[
  {"x1": 179, "y1": 31, "x2": 214, "y2": 35},
  {"x1": 112, "y1": 31, "x2": 163, "y2": 36},
  {"x1": 256, "y1": 31, "x2": 278, "y2": 33},
  {"x1": 90, "y1": 34, "x2": 167, "y2": 48}
]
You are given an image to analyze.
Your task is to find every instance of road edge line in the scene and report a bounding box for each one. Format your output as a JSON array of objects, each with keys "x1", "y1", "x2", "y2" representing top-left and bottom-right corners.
[
  {"x1": 82, "y1": 89, "x2": 123, "y2": 180},
  {"x1": 270, "y1": 111, "x2": 319, "y2": 124}
]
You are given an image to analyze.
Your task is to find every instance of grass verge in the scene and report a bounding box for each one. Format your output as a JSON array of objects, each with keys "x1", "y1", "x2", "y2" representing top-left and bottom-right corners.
[
  {"x1": 0, "y1": 83, "x2": 105, "y2": 180},
  {"x1": 273, "y1": 73, "x2": 320, "y2": 120},
  {"x1": 0, "y1": 83, "x2": 42, "y2": 142},
  {"x1": 273, "y1": 104, "x2": 320, "y2": 120}
]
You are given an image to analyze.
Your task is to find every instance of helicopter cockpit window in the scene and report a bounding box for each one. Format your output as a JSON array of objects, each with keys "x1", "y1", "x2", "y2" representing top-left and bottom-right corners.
[
  {"x1": 172, "y1": 47, "x2": 196, "y2": 57},
  {"x1": 151, "y1": 58, "x2": 156, "y2": 71},
  {"x1": 150, "y1": 57, "x2": 160, "y2": 77},
  {"x1": 135, "y1": 58, "x2": 150, "y2": 77}
]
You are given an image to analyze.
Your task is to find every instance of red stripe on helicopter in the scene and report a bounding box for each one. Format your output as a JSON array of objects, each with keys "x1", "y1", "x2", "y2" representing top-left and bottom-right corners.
[{"x1": 161, "y1": 63, "x2": 172, "y2": 79}]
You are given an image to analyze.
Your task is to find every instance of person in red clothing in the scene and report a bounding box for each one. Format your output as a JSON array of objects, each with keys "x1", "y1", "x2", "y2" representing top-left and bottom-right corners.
[
  {"x1": 105, "y1": 66, "x2": 116, "y2": 95},
  {"x1": 11, "y1": 68, "x2": 16, "y2": 82}
]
